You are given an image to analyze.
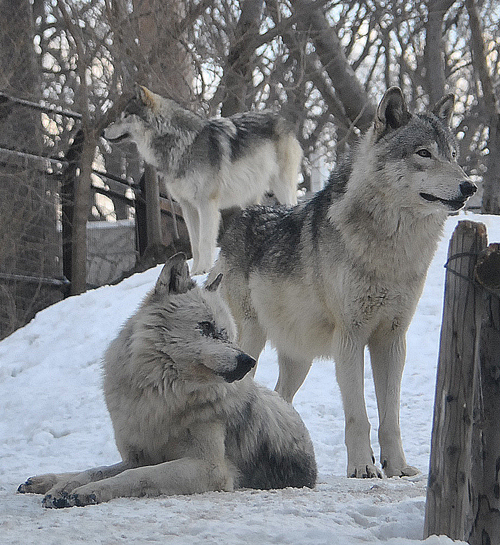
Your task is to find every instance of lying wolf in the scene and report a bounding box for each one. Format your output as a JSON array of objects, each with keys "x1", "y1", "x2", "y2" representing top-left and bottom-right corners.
[
  {"x1": 210, "y1": 87, "x2": 476, "y2": 479},
  {"x1": 18, "y1": 254, "x2": 316, "y2": 507},
  {"x1": 103, "y1": 86, "x2": 302, "y2": 275}
]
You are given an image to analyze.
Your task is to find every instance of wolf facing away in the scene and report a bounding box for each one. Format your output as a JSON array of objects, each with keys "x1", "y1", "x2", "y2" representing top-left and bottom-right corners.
[
  {"x1": 210, "y1": 87, "x2": 476, "y2": 479},
  {"x1": 18, "y1": 254, "x2": 316, "y2": 507},
  {"x1": 102, "y1": 86, "x2": 302, "y2": 275}
]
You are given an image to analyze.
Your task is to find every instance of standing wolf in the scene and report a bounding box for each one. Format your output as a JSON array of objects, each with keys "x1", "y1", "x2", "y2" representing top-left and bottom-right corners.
[
  {"x1": 210, "y1": 87, "x2": 476, "y2": 479},
  {"x1": 18, "y1": 254, "x2": 316, "y2": 507},
  {"x1": 103, "y1": 86, "x2": 302, "y2": 275}
]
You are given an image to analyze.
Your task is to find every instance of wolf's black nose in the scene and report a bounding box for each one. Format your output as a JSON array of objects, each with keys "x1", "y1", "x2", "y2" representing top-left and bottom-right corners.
[
  {"x1": 460, "y1": 181, "x2": 477, "y2": 197},
  {"x1": 222, "y1": 353, "x2": 256, "y2": 383}
]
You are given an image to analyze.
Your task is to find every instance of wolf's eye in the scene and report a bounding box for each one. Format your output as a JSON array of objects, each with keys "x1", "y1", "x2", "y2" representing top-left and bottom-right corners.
[
  {"x1": 416, "y1": 148, "x2": 432, "y2": 158},
  {"x1": 198, "y1": 321, "x2": 216, "y2": 337},
  {"x1": 451, "y1": 150, "x2": 457, "y2": 159}
]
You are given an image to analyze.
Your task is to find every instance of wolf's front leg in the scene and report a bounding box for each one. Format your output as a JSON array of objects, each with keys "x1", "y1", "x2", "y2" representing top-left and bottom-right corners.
[
  {"x1": 369, "y1": 332, "x2": 419, "y2": 477},
  {"x1": 18, "y1": 462, "x2": 131, "y2": 508},
  {"x1": 333, "y1": 332, "x2": 383, "y2": 478},
  {"x1": 275, "y1": 352, "x2": 313, "y2": 403},
  {"x1": 63, "y1": 458, "x2": 236, "y2": 507},
  {"x1": 18, "y1": 472, "x2": 80, "y2": 495}
]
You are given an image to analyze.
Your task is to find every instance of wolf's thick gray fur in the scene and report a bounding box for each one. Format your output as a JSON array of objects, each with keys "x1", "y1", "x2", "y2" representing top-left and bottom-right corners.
[
  {"x1": 18, "y1": 254, "x2": 316, "y2": 507},
  {"x1": 103, "y1": 86, "x2": 302, "y2": 274},
  {"x1": 211, "y1": 87, "x2": 476, "y2": 479}
]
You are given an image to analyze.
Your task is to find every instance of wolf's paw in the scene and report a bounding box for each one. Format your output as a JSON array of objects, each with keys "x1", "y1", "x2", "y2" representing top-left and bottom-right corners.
[
  {"x1": 348, "y1": 463, "x2": 383, "y2": 479},
  {"x1": 191, "y1": 266, "x2": 209, "y2": 276},
  {"x1": 383, "y1": 464, "x2": 420, "y2": 478},
  {"x1": 18, "y1": 474, "x2": 58, "y2": 495},
  {"x1": 42, "y1": 492, "x2": 73, "y2": 509},
  {"x1": 68, "y1": 491, "x2": 99, "y2": 507}
]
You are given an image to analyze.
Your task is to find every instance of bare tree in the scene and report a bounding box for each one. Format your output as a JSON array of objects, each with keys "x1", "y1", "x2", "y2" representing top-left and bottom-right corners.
[
  {"x1": 2, "y1": 0, "x2": 500, "y2": 336},
  {"x1": 424, "y1": 0, "x2": 455, "y2": 104},
  {"x1": 465, "y1": 0, "x2": 500, "y2": 214},
  {"x1": 0, "y1": 0, "x2": 62, "y2": 337}
]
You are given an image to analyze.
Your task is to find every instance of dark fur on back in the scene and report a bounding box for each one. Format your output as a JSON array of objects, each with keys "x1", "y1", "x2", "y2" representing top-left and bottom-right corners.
[
  {"x1": 123, "y1": 90, "x2": 291, "y2": 179},
  {"x1": 221, "y1": 154, "x2": 352, "y2": 277}
]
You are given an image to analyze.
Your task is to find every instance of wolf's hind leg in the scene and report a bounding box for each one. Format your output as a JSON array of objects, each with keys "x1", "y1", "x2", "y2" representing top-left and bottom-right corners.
[
  {"x1": 238, "y1": 318, "x2": 266, "y2": 377},
  {"x1": 275, "y1": 352, "x2": 312, "y2": 403},
  {"x1": 273, "y1": 133, "x2": 301, "y2": 206}
]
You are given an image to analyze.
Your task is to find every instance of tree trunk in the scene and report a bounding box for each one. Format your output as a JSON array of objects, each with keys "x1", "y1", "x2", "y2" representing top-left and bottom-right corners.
[
  {"x1": 424, "y1": 0, "x2": 455, "y2": 105},
  {"x1": 465, "y1": 0, "x2": 500, "y2": 214},
  {"x1": 0, "y1": 0, "x2": 61, "y2": 337},
  {"x1": 132, "y1": 0, "x2": 192, "y2": 99},
  {"x1": 291, "y1": 0, "x2": 375, "y2": 130},
  {"x1": 220, "y1": 0, "x2": 264, "y2": 117},
  {"x1": 70, "y1": 129, "x2": 98, "y2": 295},
  {"x1": 143, "y1": 164, "x2": 163, "y2": 256}
]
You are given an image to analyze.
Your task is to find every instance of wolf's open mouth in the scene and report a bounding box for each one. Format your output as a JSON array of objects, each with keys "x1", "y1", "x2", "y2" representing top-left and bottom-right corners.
[
  {"x1": 105, "y1": 132, "x2": 130, "y2": 144},
  {"x1": 419, "y1": 192, "x2": 465, "y2": 211}
]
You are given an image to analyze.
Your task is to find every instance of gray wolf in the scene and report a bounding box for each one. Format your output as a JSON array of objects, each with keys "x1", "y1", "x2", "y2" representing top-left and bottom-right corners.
[
  {"x1": 210, "y1": 87, "x2": 476, "y2": 479},
  {"x1": 18, "y1": 254, "x2": 316, "y2": 507},
  {"x1": 103, "y1": 86, "x2": 302, "y2": 275}
]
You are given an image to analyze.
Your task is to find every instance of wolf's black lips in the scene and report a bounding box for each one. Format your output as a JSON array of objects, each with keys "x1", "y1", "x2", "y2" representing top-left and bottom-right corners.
[
  {"x1": 419, "y1": 192, "x2": 439, "y2": 202},
  {"x1": 419, "y1": 192, "x2": 466, "y2": 210},
  {"x1": 105, "y1": 132, "x2": 130, "y2": 143}
]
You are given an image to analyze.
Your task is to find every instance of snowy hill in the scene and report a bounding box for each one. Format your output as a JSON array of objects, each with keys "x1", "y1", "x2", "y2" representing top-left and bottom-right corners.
[{"x1": 1, "y1": 212, "x2": 499, "y2": 545}]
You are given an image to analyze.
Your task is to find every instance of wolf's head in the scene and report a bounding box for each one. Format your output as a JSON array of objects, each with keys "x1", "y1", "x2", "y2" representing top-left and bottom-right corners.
[
  {"x1": 137, "y1": 253, "x2": 255, "y2": 386},
  {"x1": 366, "y1": 87, "x2": 476, "y2": 212},
  {"x1": 102, "y1": 85, "x2": 202, "y2": 146}
]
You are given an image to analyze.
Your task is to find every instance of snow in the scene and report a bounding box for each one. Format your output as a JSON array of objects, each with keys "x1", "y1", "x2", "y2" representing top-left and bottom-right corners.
[{"x1": 1, "y1": 211, "x2": 498, "y2": 545}]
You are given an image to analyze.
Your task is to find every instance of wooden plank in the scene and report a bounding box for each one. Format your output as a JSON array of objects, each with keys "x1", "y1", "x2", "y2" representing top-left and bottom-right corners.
[
  {"x1": 424, "y1": 220, "x2": 487, "y2": 540},
  {"x1": 468, "y1": 243, "x2": 500, "y2": 545}
]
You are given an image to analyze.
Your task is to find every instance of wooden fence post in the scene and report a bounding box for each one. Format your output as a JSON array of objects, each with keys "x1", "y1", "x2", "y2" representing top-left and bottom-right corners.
[
  {"x1": 468, "y1": 243, "x2": 500, "y2": 545},
  {"x1": 61, "y1": 129, "x2": 84, "y2": 288},
  {"x1": 144, "y1": 165, "x2": 163, "y2": 251},
  {"x1": 424, "y1": 220, "x2": 487, "y2": 540}
]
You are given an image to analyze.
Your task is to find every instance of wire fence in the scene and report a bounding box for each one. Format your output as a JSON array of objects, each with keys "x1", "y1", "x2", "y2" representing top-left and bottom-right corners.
[{"x1": 0, "y1": 93, "x2": 189, "y2": 339}]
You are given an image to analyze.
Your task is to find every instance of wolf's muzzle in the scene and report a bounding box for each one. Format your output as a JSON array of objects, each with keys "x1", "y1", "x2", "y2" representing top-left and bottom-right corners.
[{"x1": 102, "y1": 131, "x2": 130, "y2": 144}]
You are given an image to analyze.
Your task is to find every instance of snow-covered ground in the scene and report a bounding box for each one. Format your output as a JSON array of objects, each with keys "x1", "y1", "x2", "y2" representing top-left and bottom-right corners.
[{"x1": 1, "y1": 212, "x2": 498, "y2": 545}]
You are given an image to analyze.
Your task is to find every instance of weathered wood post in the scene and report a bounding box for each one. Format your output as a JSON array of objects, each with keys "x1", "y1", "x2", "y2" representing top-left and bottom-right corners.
[
  {"x1": 424, "y1": 220, "x2": 487, "y2": 540},
  {"x1": 61, "y1": 129, "x2": 85, "y2": 289},
  {"x1": 144, "y1": 164, "x2": 164, "y2": 255},
  {"x1": 468, "y1": 243, "x2": 500, "y2": 545}
]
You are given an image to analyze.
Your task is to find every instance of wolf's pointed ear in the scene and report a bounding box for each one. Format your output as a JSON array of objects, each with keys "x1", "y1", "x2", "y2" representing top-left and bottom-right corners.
[
  {"x1": 374, "y1": 87, "x2": 412, "y2": 140},
  {"x1": 205, "y1": 273, "x2": 223, "y2": 292},
  {"x1": 136, "y1": 84, "x2": 158, "y2": 110},
  {"x1": 155, "y1": 253, "x2": 195, "y2": 295},
  {"x1": 432, "y1": 93, "x2": 455, "y2": 126}
]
